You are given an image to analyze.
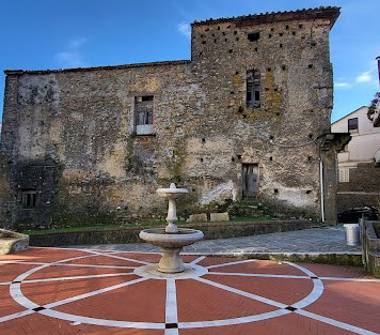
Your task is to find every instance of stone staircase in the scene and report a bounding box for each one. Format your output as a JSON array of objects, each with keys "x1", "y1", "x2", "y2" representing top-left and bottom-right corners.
[{"x1": 227, "y1": 199, "x2": 269, "y2": 218}]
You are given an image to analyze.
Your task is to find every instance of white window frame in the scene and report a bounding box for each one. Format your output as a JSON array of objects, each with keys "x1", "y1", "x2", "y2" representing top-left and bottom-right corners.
[
  {"x1": 135, "y1": 95, "x2": 154, "y2": 135},
  {"x1": 338, "y1": 168, "x2": 350, "y2": 183}
]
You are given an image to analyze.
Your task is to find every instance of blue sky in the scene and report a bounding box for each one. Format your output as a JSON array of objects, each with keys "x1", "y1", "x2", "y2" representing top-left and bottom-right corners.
[{"x1": 0, "y1": 0, "x2": 379, "y2": 122}]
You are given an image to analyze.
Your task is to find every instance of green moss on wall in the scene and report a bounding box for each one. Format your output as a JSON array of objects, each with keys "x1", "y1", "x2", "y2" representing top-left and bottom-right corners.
[
  {"x1": 125, "y1": 134, "x2": 137, "y2": 173},
  {"x1": 165, "y1": 139, "x2": 187, "y2": 183}
]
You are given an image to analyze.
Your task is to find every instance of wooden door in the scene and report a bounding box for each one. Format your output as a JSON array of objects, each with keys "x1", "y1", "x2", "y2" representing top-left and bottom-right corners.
[{"x1": 242, "y1": 164, "x2": 258, "y2": 198}]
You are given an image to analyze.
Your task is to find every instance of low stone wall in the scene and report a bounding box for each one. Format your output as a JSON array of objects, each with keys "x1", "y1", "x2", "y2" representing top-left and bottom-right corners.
[
  {"x1": 0, "y1": 229, "x2": 29, "y2": 255},
  {"x1": 363, "y1": 220, "x2": 380, "y2": 278},
  {"x1": 29, "y1": 219, "x2": 320, "y2": 247}
]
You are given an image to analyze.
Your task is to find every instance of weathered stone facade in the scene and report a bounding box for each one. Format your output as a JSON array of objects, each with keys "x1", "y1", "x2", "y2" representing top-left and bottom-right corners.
[
  {"x1": 1, "y1": 7, "x2": 344, "y2": 228},
  {"x1": 0, "y1": 150, "x2": 14, "y2": 228}
]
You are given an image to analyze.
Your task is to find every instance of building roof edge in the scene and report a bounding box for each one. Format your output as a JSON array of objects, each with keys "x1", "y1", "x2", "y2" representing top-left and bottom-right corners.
[{"x1": 4, "y1": 59, "x2": 190, "y2": 76}]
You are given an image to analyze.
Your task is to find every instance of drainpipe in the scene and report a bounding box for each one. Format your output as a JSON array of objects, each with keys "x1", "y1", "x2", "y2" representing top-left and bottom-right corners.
[
  {"x1": 376, "y1": 56, "x2": 380, "y2": 88},
  {"x1": 319, "y1": 159, "x2": 325, "y2": 222}
]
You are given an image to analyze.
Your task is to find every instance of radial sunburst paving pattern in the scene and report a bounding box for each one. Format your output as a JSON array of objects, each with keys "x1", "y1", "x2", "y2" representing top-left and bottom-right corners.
[{"x1": 0, "y1": 247, "x2": 379, "y2": 335}]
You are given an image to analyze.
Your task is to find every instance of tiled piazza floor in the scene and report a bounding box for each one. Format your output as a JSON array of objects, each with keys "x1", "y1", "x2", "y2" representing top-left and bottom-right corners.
[{"x1": 0, "y1": 246, "x2": 379, "y2": 335}]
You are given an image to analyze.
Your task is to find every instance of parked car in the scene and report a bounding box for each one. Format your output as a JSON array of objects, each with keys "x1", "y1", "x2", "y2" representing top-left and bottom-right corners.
[{"x1": 337, "y1": 206, "x2": 379, "y2": 223}]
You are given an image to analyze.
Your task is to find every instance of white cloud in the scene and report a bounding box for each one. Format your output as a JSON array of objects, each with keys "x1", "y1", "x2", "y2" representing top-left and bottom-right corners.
[
  {"x1": 177, "y1": 22, "x2": 191, "y2": 38},
  {"x1": 334, "y1": 82, "x2": 352, "y2": 89},
  {"x1": 55, "y1": 37, "x2": 87, "y2": 68},
  {"x1": 68, "y1": 37, "x2": 87, "y2": 49},
  {"x1": 55, "y1": 51, "x2": 85, "y2": 67},
  {"x1": 356, "y1": 70, "x2": 373, "y2": 83}
]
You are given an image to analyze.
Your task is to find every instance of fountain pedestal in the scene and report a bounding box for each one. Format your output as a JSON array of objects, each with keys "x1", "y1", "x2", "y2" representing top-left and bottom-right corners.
[
  {"x1": 139, "y1": 183, "x2": 204, "y2": 274},
  {"x1": 158, "y1": 248, "x2": 183, "y2": 273}
]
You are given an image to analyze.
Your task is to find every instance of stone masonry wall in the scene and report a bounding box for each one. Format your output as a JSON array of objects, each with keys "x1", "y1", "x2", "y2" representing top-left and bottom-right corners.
[
  {"x1": 1, "y1": 8, "x2": 339, "y2": 228},
  {"x1": 0, "y1": 151, "x2": 14, "y2": 229},
  {"x1": 337, "y1": 163, "x2": 380, "y2": 211},
  {"x1": 189, "y1": 16, "x2": 334, "y2": 216}
]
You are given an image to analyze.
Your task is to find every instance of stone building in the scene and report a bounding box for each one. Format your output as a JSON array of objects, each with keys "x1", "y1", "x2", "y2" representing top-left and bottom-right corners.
[
  {"x1": 332, "y1": 106, "x2": 380, "y2": 211},
  {"x1": 1, "y1": 7, "x2": 347, "y2": 229}
]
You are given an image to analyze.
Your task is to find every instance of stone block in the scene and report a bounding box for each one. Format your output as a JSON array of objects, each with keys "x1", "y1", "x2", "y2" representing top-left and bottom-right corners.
[
  {"x1": 0, "y1": 229, "x2": 29, "y2": 255},
  {"x1": 186, "y1": 213, "x2": 208, "y2": 223},
  {"x1": 210, "y1": 212, "x2": 230, "y2": 222}
]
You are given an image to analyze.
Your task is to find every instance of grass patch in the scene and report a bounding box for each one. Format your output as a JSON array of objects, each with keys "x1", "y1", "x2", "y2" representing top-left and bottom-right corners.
[
  {"x1": 231, "y1": 215, "x2": 274, "y2": 222},
  {"x1": 22, "y1": 219, "x2": 166, "y2": 236},
  {"x1": 21, "y1": 216, "x2": 290, "y2": 236}
]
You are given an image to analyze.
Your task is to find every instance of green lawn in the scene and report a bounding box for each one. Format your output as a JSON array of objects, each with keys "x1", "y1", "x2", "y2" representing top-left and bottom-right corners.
[{"x1": 21, "y1": 216, "x2": 277, "y2": 236}]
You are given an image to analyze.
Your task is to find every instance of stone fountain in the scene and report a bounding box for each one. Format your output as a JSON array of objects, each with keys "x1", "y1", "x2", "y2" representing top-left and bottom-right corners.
[{"x1": 139, "y1": 183, "x2": 204, "y2": 273}]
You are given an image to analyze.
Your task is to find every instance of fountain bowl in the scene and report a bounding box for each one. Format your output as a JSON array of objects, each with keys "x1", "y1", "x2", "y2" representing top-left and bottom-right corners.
[
  {"x1": 139, "y1": 228, "x2": 204, "y2": 249},
  {"x1": 139, "y1": 228, "x2": 204, "y2": 273},
  {"x1": 156, "y1": 186, "x2": 188, "y2": 198}
]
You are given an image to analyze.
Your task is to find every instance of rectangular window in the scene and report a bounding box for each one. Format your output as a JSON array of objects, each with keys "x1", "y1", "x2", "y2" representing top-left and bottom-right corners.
[
  {"x1": 348, "y1": 117, "x2": 358, "y2": 132},
  {"x1": 246, "y1": 70, "x2": 261, "y2": 108},
  {"x1": 21, "y1": 190, "x2": 37, "y2": 209},
  {"x1": 135, "y1": 95, "x2": 154, "y2": 135},
  {"x1": 338, "y1": 168, "x2": 350, "y2": 183}
]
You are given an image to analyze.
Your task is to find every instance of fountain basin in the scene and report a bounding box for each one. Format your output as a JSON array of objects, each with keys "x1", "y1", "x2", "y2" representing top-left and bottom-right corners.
[
  {"x1": 139, "y1": 228, "x2": 204, "y2": 248},
  {"x1": 139, "y1": 228, "x2": 204, "y2": 273},
  {"x1": 156, "y1": 187, "x2": 188, "y2": 197}
]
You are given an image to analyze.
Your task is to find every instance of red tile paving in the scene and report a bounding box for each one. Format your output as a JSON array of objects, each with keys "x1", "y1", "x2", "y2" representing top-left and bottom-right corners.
[
  {"x1": 0, "y1": 247, "x2": 379, "y2": 335},
  {"x1": 306, "y1": 280, "x2": 380, "y2": 333},
  {"x1": 205, "y1": 274, "x2": 313, "y2": 306},
  {"x1": 206, "y1": 258, "x2": 305, "y2": 276},
  {"x1": 0, "y1": 247, "x2": 88, "y2": 263},
  {"x1": 301, "y1": 263, "x2": 371, "y2": 278},
  {"x1": 28, "y1": 264, "x2": 133, "y2": 280},
  {"x1": 117, "y1": 252, "x2": 197, "y2": 264},
  {"x1": 21, "y1": 275, "x2": 139, "y2": 306},
  {"x1": 176, "y1": 278, "x2": 276, "y2": 322},
  {"x1": 57, "y1": 279, "x2": 165, "y2": 322},
  {"x1": 65, "y1": 255, "x2": 144, "y2": 267},
  {"x1": 0, "y1": 263, "x2": 37, "y2": 282},
  {"x1": 116, "y1": 252, "x2": 162, "y2": 263},
  {"x1": 0, "y1": 313, "x2": 163, "y2": 335},
  {"x1": 180, "y1": 313, "x2": 357, "y2": 335},
  {"x1": 198, "y1": 256, "x2": 241, "y2": 267},
  {"x1": 0, "y1": 286, "x2": 25, "y2": 317}
]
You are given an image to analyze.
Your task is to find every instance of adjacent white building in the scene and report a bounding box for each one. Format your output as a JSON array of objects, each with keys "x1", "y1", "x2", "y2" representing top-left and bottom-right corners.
[{"x1": 332, "y1": 106, "x2": 380, "y2": 183}]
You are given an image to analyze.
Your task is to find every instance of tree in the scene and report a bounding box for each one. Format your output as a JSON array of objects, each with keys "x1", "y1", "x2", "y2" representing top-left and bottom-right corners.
[{"x1": 367, "y1": 91, "x2": 380, "y2": 127}]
